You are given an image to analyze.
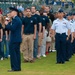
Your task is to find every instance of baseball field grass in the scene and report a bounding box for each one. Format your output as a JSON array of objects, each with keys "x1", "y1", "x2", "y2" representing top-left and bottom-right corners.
[{"x1": 0, "y1": 52, "x2": 75, "y2": 75}]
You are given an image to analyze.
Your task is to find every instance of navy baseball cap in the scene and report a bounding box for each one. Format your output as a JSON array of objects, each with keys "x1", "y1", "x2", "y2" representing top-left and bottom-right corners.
[
  {"x1": 9, "y1": 7, "x2": 19, "y2": 13},
  {"x1": 58, "y1": 9, "x2": 64, "y2": 13},
  {"x1": 67, "y1": 12, "x2": 72, "y2": 16},
  {"x1": 72, "y1": 12, "x2": 75, "y2": 15}
]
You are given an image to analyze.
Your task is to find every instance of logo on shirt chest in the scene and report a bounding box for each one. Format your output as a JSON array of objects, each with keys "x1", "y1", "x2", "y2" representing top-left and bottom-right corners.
[
  {"x1": 43, "y1": 18, "x2": 45, "y2": 20},
  {"x1": 55, "y1": 23, "x2": 58, "y2": 24},
  {"x1": 35, "y1": 17, "x2": 37, "y2": 19},
  {"x1": 30, "y1": 20, "x2": 33, "y2": 23},
  {"x1": 63, "y1": 22, "x2": 66, "y2": 24},
  {"x1": 11, "y1": 22, "x2": 12, "y2": 25}
]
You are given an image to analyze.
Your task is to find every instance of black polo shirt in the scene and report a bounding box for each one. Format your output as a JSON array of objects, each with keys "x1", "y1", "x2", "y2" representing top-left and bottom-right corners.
[
  {"x1": 41, "y1": 15, "x2": 50, "y2": 29},
  {"x1": 47, "y1": 12, "x2": 55, "y2": 23},
  {"x1": 22, "y1": 16, "x2": 37, "y2": 34},
  {"x1": 32, "y1": 14, "x2": 41, "y2": 32}
]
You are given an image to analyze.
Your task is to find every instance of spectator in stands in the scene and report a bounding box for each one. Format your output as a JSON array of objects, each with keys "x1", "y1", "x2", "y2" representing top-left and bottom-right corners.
[
  {"x1": 45, "y1": 0, "x2": 49, "y2": 5},
  {"x1": 5, "y1": 8, "x2": 10, "y2": 15},
  {"x1": 0, "y1": 14, "x2": 5, "y2": 60},
  {"x1": 0, "y1": 14, "x2": 3, "y2": 60},
  {"x1": 61, "y1": 0, "x2": 65, "y2": 7},
  {"x1": 0, "y1": 8, "x2": 2, "y2": 14},
  {"x1": 3, "y1": 12, "x2": 11, "y2": 59},
  {"x1": 71, "y1": 0, "x2": 74, "y2": 8}
]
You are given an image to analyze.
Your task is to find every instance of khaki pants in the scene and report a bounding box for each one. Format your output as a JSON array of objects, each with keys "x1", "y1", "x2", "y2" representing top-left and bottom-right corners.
[
  {"x1": 21, "y1": 34, "x2": 34, "y2": 61},
  {"x1": 38, "y1": 33, "x2": 43, "y2": 46},
  {"x1": 50, "y1": 37, "x2": 55, "y2": 50}
]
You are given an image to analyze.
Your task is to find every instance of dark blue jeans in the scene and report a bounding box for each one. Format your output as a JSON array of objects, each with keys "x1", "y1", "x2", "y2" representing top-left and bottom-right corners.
[
  {"x1": 1, "y1": 35, "x2": 9, "y2": 58},
  {"x1": 33, "y1": 31, "x2": 38, "y2": 58},
  {"x1": 0, "y1": 42, "x2": 2, "y2": 58}
]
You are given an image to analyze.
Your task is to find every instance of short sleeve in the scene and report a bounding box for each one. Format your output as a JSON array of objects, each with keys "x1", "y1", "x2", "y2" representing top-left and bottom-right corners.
[
  {"x1": 22, "y1": 18, "x2": 25, "y2": 25},
  {"x1": 38, "y1": 15, "x2": 41, "y2": 23},
  {"x1": 72, "y1": 22, "x2": 75, "y2": 31},
  {"x1": 51, "y1": 21, "x2": 56, "y2": 30},
  {"x1": 33, "y1": 18, "x2": 37, "y2": 25},
  {"x1": 66, "y1": 21, "x2": 71, "y2": 29},
  {"x1": 46, "y1": 17, "x2": 50, "y2": 24},
  {"x1": 71, "y1": 26, "x2": 74, "y2": 32},
  {"x1": 0, "y1": 23, "x2": 2, "y2": 29}
]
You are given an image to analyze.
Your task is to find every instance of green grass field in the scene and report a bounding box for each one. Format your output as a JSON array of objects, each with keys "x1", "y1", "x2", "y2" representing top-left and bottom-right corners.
[{"x1": 0, "y1": 52, "x2": 75, "y2": 75}]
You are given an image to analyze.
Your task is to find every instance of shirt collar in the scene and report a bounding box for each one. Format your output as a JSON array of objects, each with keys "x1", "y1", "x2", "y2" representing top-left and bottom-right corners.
[
  {"x1": 57, "y1": 18, "x2": 65, "y2": 21},
  {"x1": 13, "y1": 15, "x2": 17, "y2": 19}
]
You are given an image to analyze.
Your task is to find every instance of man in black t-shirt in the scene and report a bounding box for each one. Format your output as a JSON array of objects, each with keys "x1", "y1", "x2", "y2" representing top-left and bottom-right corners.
[{"x1": 31, "y1": 6, "x2": 42, "y2": 59}]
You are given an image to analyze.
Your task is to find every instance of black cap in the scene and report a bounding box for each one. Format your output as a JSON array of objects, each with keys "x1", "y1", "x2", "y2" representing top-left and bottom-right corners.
[
  {"x1": 58, "y1": 9, "x2": 64, "y2": 13},
  {"x1": 9, "y1": 7, "x2": 19, "y2": 12}
]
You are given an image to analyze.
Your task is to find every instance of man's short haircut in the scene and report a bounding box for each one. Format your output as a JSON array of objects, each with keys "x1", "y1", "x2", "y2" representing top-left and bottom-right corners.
[
  {"x1": 26, "y1": 8, "x2": 31, "y2": 11},
  {"x1": 31, "y1": 6, "x2": 36, "y2": 9}
]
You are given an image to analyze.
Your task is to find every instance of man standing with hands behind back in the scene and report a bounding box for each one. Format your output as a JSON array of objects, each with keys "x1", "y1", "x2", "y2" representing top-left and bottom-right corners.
[{"x1": 4, "y1": 7, "x2": 22, "y2": 72}]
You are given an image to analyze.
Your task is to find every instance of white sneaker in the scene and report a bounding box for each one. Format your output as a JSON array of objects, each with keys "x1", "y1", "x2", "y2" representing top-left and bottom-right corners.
[
  {"x1": 37, "y1": 55, "x2": 41, "y2": 59},
  {"x1": 1, "y1": 57, "x2": 4, "y2": 60},
  {"x1": 8, "y1": 55, "x2": 10, "y2": 58},
  {"x1": 49, "y1": 50, "x2": 56, "y2": 52},
  {"x1": 52, "y1": 50, "x2": 56, "y2": 52},
  {"x1": 49, "y1": 50, "x2": 52, "y2": 52},
  {"x1": 42, "y1": 55, "x2": 46, "y2": 57}
]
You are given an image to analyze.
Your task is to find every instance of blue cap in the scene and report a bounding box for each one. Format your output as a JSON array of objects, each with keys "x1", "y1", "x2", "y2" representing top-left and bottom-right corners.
[
  {"x1": 67, "y1": 12, "x2": 72, "y2": 16},
  {"x1": 18, "y1": 9, "x2": 22, "y2": 13},
  {"x1": 72, "y1": 12, "x2": 75, "y2": 15},
  {"x1": 5, "y1": 11, "x2": 10, "y2": 15},
  {"x1": 58, "y1": 9, "x2": 64, "y2": 13},
  {"x1": 9, "y1": 7, "x2": 19, "y2": 12}
]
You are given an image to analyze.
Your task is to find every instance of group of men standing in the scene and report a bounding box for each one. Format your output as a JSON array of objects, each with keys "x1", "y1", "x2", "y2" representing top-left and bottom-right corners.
[
  {"x1": 51, "y1": 9, "x2": 75, "y2": 64},
  {"x1": 21, "y1": 6, "x2": 52, "y2": 62},
  {"x1": 4, "y1": 6, "x2": 53, "y2": 72},
  {"x1": 2, "y1": 5, "x2": 75, "y2": 72}
]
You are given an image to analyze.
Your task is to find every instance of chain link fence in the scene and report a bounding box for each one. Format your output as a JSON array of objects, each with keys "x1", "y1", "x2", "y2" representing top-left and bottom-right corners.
[{"x1": 0, "y1": 0, "x2": 47, "y2": 14}]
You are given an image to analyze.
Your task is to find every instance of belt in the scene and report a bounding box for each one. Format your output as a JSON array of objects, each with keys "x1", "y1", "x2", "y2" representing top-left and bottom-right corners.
[
  {"x1": 56, "y1": 33, "x2": 66, "y2": 35},
  {"x1": 24, "y1": 33, "x2": 33, "y2": 35}
]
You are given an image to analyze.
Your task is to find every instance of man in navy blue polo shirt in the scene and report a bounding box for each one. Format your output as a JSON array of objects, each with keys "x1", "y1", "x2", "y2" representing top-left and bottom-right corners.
[
  {"x1": 40, "y1": 11, "x2": 50, "y2": 57},
  {"x1": 22, "y1": 8, "x2": 37, "y2": 63},
  {"x1": 31, "y1": 6, "x2": 42, "y2": 59}
]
